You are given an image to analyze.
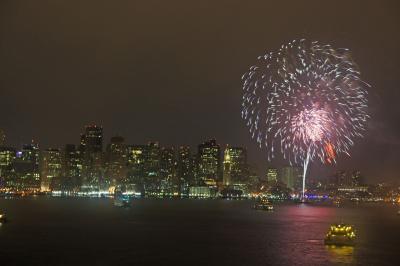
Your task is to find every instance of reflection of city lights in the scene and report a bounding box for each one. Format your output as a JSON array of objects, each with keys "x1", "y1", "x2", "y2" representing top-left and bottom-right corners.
[{"x1": 326, "y1": 245, "x2": 354, "y2": 264}]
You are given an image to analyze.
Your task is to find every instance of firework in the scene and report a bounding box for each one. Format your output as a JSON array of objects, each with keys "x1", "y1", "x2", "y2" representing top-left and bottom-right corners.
[{"x1": 242, "y1": 39, "x2": 369, "y2": 199}]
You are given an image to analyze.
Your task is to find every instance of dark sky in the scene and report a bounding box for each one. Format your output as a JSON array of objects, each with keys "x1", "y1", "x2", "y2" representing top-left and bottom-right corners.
[{"x1": 0, "y1": 0, "x2": 399, "y2": 183}]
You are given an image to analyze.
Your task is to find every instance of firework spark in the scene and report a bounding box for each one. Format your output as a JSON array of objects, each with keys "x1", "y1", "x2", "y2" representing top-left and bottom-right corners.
[{"x1": 242, "y1": 39, "x2": 369, "y2": 198}]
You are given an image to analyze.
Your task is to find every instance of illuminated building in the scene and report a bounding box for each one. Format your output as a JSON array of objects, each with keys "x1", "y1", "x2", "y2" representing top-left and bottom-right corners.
[
  {"x1": 197, "y1": 139, "x2": 221, "y2": 183},
  {"x1": 222, "y1": 148, "x2": 232, "y2": 186},
  {"x1": 81, "y1": 125, "x2": 103, "y2": 187},
  {"x1": 266, "y1": 168, "x2": 278, "y2": 183},
  {"x1": 177, "y1": 146, "x2": 193, "y2": 191},
  {"x1": 143, "y1": 142, "x2": 160, "y2": 190},
  {"x1": 280, "y1": 166, "x2": 301, "y2": 190},
  {"x1": 64, "y1": 144, "x2": 83, "y2": 180},
  {"x1": 127, "y1": 145, "x2": 146, "y2": 185},
  {"x1": 189, "y1": 186, "x2": 213, "y2": 198},
  {"x1": 105, "y1": 136, "x2": 127, "y2": 184},
  {"x1": 0, "y1": 147, "x2": 16, "y2": 187},
  {"x1": 12, "y1": 143, "x2": 41, "y2": 190},
  {"x1": 351, "y1": 170, "x2": 363, "y2": 187},
  {"x1": 40, "y1": 148, "x2": 62, "y2": 191},
  {"x1": 21, "y1": 143, "x2": 40, "y2": 170},
  {"x1": 0, "y1": 147, "x2": 15, "y2": 168},
  {"x1": 126, "y1": 142, "x2": 161, "y2": 192},
  {"x1": 223, "y1": 146, "x2": 248, "y2": 184},
  {"x1": 160, "y1": 147, "x2": 176, "y2": 191},
  {"x1": 0, "y1": 129, "x2": 5, "y2": 146}
]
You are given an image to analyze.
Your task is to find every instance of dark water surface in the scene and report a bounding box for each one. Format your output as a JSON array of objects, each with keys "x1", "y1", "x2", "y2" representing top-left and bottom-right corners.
[{"x1": 0, "y1": 198, "x2": 399, "y2": 265}]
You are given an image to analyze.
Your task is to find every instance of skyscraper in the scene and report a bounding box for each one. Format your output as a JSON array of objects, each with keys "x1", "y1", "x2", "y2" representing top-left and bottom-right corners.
[
  {"x1": 335, "y1": 170, "x2": 348, "y2": 187},
  {"x1": 160, "y1": 147, "x2": 176, "y2": 192},
  {"x1": 81, "y1": 125, "x2": 103, "y2": 187},
  {"x1": 40, "y1": 148, "x2": 62, "y2": 191},
  {"x1": 222, "y1": 148, "x2": 232, "y2": 186},
  {"x1": 177, "y1": 146, "x2": 193, "y2": 193},
  {"x1": 15, "y1": 142, "x2": 41, "y2": 190},
  {"x1": 223, "y1": 146, "x2": 248, "y2": 184},
  {"x1": 266, "y1": 168, "x2": 278, "y2": 183},
  {"x1": 21, "y1": 143, "x2": 40, "y2": 171},
  {"x1": 126, "y1": 142, "x2": 161, "y2": 192},
  {"x1": 280, "y1": 166, "x2": 301, "y2": 190},
  {"x1": 105, "y1": 136, "x2": 127, "y2": 184},
  {"x1": 143, "y1": 142, "x2": 160, "y2": 190},
  {"x1": 63, "y1": 144, "x2": 82, "y2": 180},
  {"x1": 197, "y1": 139, "x2": 221, "y2": 184},
  {"x1": 126, "y1": 144, "x2": 146, "y2": 186},
  {"x1": 0, "y1": 147, "x2": 16, "y2": 187},
  {"x1": 351, "y1": 170, "x2": 363, "y2": 187}
]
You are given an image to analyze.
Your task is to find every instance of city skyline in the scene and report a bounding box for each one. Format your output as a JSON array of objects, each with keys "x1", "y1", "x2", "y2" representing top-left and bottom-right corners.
[
  {"x1": 0, "y1": 124, "x2": 374, "y2": 186},
  {"x1": 1, "y1": 1, "x2": 399, "y2": 183}
]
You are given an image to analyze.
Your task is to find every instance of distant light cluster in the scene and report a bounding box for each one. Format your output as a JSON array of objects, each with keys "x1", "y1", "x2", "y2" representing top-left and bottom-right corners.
[{"x1": 242, "y1": 39, "x2": 369, "y2": 165}]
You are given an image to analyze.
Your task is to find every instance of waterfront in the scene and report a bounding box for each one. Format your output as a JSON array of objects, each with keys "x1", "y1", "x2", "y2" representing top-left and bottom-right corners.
[{"x1": 0, "y1": 198, "x2": 399, "y2": 265}]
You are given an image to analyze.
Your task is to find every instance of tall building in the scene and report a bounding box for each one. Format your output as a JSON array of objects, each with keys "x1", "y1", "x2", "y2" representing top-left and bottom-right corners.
[
  {"x1": 160, "y1": 147, "x2": 176, "y2": 191},
  {"x1": 105, "y1": 136, "x2": 127, "y2": 184},
  {"x1": 81, "y1": 125, "x2": 103, "y2": 187},
  {"x1": 126, "y1": 142, "x2": 160, "y2": 191},
  {"x1": 177, "y1": 146, "x2": 193, "y2": 182},
  {"x1": 177, "y1": 146, "x2": 193, "y2": 193},
  {"x1": 0, "y1": 147, "x2": 16, "y2": 169},
  {"x1": 143, "y1": 142, "x2": 160, "y2": 189},
  {"x1": 83, "y1": 125, "x2": 103, "y2": 153},
  {"x1": 222, "y1": 148, "x2": 232, "y2": 186},
  {"x1": 13, "y1": 142, "x2": 41, "y2": 190},
  {"x1": 266, "y1": 168, "x2": 278, "y2": 183},
  {"x1": 40, "y1": 148, "x2": 62, "y2": 191},
  {"x1": 223, "y1": 146, "x2": 247, "y2": 184},
  {"x1": 0, "y1": 147, "x2": 16, "y2": 187},
  {"x1": 0, "y1": 129, "x2": 5, "y2": 146},
  {"x1": 335, "y1": 170, "x2": 348, "y2": 187},
  {"x1": 197, "y1": 139, "x2": 221, "y2": 183},
  {"x1": 21, "y1": 143, "x2": 40, "y2": 171},
  {"x1": 126, "y1": 145, "x2": 146, "y2": 186},
  {"x1": 351, "y1": 170, "x2": 363, "y2": 187},
  {"x1": 63, "y1": 144, "x2": 82, "y2": 179},
  {"x1": 280, "y1": 166, "x2": 301, "y2": 190}
]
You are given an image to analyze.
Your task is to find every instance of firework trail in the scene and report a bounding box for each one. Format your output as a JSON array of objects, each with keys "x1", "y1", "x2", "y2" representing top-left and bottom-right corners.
[{"x1": 242, "y1": 39, "x2": 369, "y2": 199}]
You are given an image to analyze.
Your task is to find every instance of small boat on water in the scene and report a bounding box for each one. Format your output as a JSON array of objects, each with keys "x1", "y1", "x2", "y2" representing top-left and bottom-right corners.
[
  {"x1": 114, "y1": 190, "x2": 131, "y2": 207},
  {"x1": 324, "y1": 223, "x2": 356, "y2": 246},
  {"x1": 333, "y1": 199, "x2": 342, "y2": 206},
  {"x1": 253, "y1": 197, "x2": 274, "y2": 211},
  {"x1": 114, "y1": 198, "x2": 130, "y2": 207}
]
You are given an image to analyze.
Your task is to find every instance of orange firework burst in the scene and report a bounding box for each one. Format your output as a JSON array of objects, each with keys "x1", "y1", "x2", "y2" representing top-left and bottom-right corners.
[{"x1": 325, "y1": 142, "x2": 336, "y2": 164}]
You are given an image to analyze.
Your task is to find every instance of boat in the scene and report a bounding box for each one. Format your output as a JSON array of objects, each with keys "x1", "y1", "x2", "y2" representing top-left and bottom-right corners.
[
  {"x1": 253, "y1": 197, "x2": 274, "y2": 211},
  {"x1": 333, "y1": 198, "x2": 342, "y2": 206},
  {"x1": 114, "y1": 198, "x2": 130, "y2": 207},
  {"x1": 0, "y1": 213, "x2": 7, "y2": 223},
  {"x1": 114, "y1": 190, "x2": 131, "y2": 207},
  {"x1": 324, "y1": 223, "x2": 356, "y2": 246}
]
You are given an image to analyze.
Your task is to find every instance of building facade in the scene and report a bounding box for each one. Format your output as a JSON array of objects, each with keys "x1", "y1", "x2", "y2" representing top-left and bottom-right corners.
[
  {"x1": 40, "y1": 148, "x2": 62, "y2": 191},
  {"x1": 197, "y1": 139, "x2": 221, "y2": 184}
]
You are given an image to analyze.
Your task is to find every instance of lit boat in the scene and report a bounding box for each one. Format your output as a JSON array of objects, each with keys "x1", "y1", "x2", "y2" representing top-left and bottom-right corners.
[
  {"x1": 0, "y1": 213, "x2": 7, "y2": 223},
  {"x1": 253, "y1": 197, "x2": 274, "y2": 211},
  {"x1": 324, "y1": 223, "x2": 356, "y2": 246},
  {"x1": 333, "y1": 198, "x2": 342, "y2": 206},
  {"x1": 114, "y1": 198, "x2": 130, "y2": 207},
  {"x1": 114, "y1": 191, "x2": 131, "y2": 207}
]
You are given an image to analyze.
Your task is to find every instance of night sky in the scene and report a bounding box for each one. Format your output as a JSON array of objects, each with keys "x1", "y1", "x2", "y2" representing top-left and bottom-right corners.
[{"x1": 0, "y1": 1, "x2": 399, "y2": 182}]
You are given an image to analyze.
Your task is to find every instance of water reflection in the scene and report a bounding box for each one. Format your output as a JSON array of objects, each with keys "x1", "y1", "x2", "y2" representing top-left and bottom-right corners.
[{"x1": 326, "y1": 245, "x2": 354, "y2": 264}]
